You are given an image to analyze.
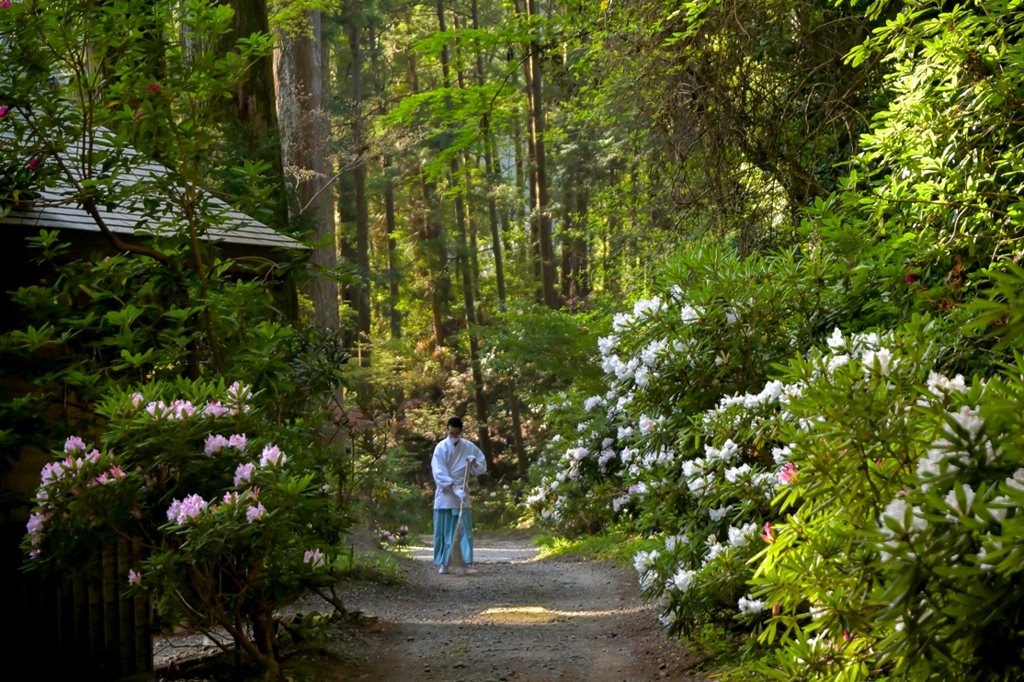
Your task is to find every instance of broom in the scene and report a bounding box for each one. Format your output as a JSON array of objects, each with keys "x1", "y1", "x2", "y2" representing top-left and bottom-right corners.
[{"x1": 450, "y1": 452, "x2": 473, "y2": 570}]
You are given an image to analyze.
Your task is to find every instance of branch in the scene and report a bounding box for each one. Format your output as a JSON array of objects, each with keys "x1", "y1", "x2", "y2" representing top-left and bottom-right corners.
[{"x1": 17, "y1": 106, "x2": 171, "y2": 263}]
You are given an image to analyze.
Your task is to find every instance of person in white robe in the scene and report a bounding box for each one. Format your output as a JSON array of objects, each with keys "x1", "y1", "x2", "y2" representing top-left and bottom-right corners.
[{"x1": 431, "y1": 417, "x2": 487, "y2": 574}]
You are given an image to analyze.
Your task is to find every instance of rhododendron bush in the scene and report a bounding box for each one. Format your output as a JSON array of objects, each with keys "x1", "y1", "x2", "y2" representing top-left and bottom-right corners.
[
  {"x1": 527, "y1": 244, "x2": 1024, "y2": 679},
  {"x1": 22, "y1": 380, "x2": 350, "y2": 677}
]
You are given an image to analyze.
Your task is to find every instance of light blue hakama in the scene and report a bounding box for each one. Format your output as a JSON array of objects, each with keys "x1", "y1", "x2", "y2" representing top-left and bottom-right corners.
[{"x1": 433, "y1": 508, "x2": 473, "y2": 566}]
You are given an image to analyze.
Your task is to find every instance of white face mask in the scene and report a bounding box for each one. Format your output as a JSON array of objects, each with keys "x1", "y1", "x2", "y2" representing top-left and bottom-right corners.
[{"x1": 448, "y1": 434, "x2": 461, "y2": 445}]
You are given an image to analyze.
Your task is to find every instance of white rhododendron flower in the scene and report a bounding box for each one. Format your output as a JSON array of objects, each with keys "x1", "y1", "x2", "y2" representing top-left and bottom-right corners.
[
  {"x1": 827, "y1": 327, "x2": 846, "y2": 351},
  {"x1": 673, "y1": 568, "x2": 696, "y2": 593},
  {"x1": 738, "y1": 596, "x2": 766, "y2": 615}
]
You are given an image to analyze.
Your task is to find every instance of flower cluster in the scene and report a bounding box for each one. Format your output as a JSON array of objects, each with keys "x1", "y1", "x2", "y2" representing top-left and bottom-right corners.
[
  {"x1": 139, "y1": 382, "x2": 251, "y2": 420},
  {"x1": 27, "y1": 437, "x2": 128, "y2": 558},
  {"x1": 205, "y1": 433, "x2": 247, "y2": 455}
]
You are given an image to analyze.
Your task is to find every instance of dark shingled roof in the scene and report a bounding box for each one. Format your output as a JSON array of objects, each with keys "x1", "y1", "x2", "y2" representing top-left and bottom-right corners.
[{"x1": 0, "y1": 131, "x2": 302, "y2": 250}]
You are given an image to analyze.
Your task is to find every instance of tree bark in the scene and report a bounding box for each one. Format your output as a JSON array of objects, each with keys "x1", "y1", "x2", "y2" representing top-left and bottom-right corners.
[
  {"x1": 346, "y1": 3, "x2": 372, "y2": 360},
  {"x1": 408, "y1": 53, "x2": 451, "y2": 348},
  {"x1": 275, "y1": 10, "x2": 338, "y2": 328},
  {"x1": 217, "y1": 0, "x2": 288, "y2": 230},
  {"x1": 370, "y1": 25, "x2": 402, "y2": 340},
  {"x1": 513, "y1": 0, "x2": 540, "y2": 285},
  {"x1": 472, "y1": 0, "x2": 507, "y2": 308},
  {"x1": 383, "y1": 156, "x2": 401, "y2": 339},
  {"x1": 576, "y1": 189, "x2": 590, "y2": 297},
  {"x1": 560, "y1": 182, "x2": 572, "y2": 302},
  {"x1": 437, "y1": 0, "x2": 492, "y2": 456},
  {"x1": 511, "y1": 106, "x2": 527, "y2": 265},
  {"x1": 525, "y1": 0, "x2": 558, "y2": 308}
]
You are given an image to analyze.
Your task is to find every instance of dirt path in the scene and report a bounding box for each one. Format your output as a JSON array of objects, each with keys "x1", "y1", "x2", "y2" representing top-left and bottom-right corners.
[{"x1": 315, "y1": 532, "x2": 704, "y2": 682}]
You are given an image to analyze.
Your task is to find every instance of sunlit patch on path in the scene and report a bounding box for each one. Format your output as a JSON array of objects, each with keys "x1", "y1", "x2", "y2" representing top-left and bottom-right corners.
[{"x1": 332, "y1": 531, "x2": 702, "y2": 681}]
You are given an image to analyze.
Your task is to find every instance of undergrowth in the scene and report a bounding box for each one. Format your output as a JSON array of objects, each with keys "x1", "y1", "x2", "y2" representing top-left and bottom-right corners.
[{"x1": 532, "y1": 527, "x2": 659, "y2": 568}]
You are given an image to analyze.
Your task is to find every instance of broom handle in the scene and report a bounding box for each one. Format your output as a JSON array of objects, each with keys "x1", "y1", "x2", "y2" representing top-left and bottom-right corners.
[{"x1": 453, "y1": 445, "x2": 472, "y2": 563}]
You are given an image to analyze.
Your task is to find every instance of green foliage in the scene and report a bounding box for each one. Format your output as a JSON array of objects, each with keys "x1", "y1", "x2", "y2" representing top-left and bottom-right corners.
[
  {"x1": 850, "y1": 0, "x2": 1024, "y2": 263},
  {"x1": 23, "y1": 381, "x2": 351, "y2": 675},
  {"x1": 532, "y1": 527, "x2": 658, "y2": 569}
]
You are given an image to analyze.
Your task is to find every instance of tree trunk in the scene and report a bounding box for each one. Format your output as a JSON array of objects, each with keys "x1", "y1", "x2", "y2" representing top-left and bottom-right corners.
[
  {"x1": 507, "y1": 382, "x2": 528, "y2": 476},
  {"x1": 560, "y1": 182, "x2": 572, "y2": 302},
  {"x1": 275, "y1": 10, "x2": 338, "y2": 328},
  {"x1": 370, "y1": 26, "x2": 402, "y2": 340},
  {"x1": 511, "y1": 109, "x2": 527, "y2": 264},
  {"x1": 524, "y1": 0, "x2": 558, "y2": 308},
  {"x1": 383, "y1": 157, "x2": 401, "y2": 339},
  {"x1": 408, "y1": 53, "x2": 451, "y2": 348},
  {"x1": 513, "y1": 0, "x2": 541, "y2": 286},
  {"x1": 471, "y1": 0, "x2": 507, "y2": 308},
  {"x1": 437, "y1": 0, "x2": 492, "y2": 456},
  {"x1": 576, "y1": 189, "x2": 590, "y2": 297},
  {"x1": 217, "y1": 0, "x2": 288, "y2": 230},
  {"x1": 346, "y1": 5, "x2": 372, "y2": 361},
  {"x1": 451, "y1": 15, "x2": 484, "y2": 325}
]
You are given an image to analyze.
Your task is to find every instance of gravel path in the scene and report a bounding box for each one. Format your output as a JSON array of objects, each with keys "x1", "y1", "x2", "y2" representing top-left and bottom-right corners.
[{"x1": 319, "y1": 532, "x2": 705, "y2": 682}]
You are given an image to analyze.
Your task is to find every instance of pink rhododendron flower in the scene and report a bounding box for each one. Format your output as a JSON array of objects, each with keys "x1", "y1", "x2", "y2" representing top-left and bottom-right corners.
[
  {"x1": 204, "y1": 401, "x2": 230, "y2": 418},
  {"x1": 204, "y1": 434, "x2": 229, "y2": 455},
  {"x1": 760, "y1": 522, "x2": 776, "y2": 544},
  {"x1": 303, "y1": 549, "x2": 324, "y2": 568},
  {"x1": 146, "y1": 83, "x2": 162, "y2": 93},
  {"x1": 133, "y1": 110, "x2": 143, "y2": 120},
  {"x1": 778, "y1": 462, "x2": 798, "y2": 485},
  {"x1": 64, "y1": 436, "x2": 86, "y2": 454},
  {"x1": 130, "y1": 392, "x2": 144, "y2": 407},
  {"x1": 246, "y1": 503, "x2": 266, "y2": 523},
  {"x1": 0, "y1": 2, "x2": 11, "y2": 9},
  {"x1": 226, "y1": 382, "x2": 252, "y2": 414},
  {"x1": 247, "y1": 486, "x2": 260, "y2": 500},
  {"x1": 146, "y1": 401, "x2": 167, "y2": 417},
  {"x1": 178, "y1": 494, "x2": 206, "y2": 522},
  {"x1": 40, "y1": 461, "x2": 65, "y2": 486},
  {"x1": 128, "y1": 569, "x2": 142, "y2": 586},
  {"x1": 29, "y1": 549, "x2": 41, "y2": 559},
  {"x1": 28, "y1": 157, "x2": 40, "y2": 171},
  {"x1": 223, "y1": 491, "x2": 241, "y2": 505},
  {"x1": 234, "y1": 462, "x2": 255, "y2": 486},
  {"x1": 109, "y1": 465, "x2": 125, "y2": 480},
  {"x1": 26, "y1": 512, "x2": 47, "y2": 534},
  {"x1": 167, "y1": 495, "x2": 207, "y2": 524},
  {"x1": 169, "y1": 400, "x2": 196, "y2": 420},
  {"x1": 228, "y1": 433, "x2": 247, "y2": 451},
  {"x1": 259, "y1": 444, "x2": 285, "y2": 468},
  {"x1": 0, "y1": 105, "x2": 9, "y2": 117},
  {"x1": 227, "y1": 381, "x2": 250, "y2": 401},
  {"x1": 86, "y1": 449, "x2": 102, "y2": 464},
  {"x1": 905, "y1": 274, "x2": 920, "y2": 283}
]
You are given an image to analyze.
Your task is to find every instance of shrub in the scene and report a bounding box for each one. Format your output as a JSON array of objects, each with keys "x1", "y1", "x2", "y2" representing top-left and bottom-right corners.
[{"x1": 22, "y1": 380, "x2": 350, "y2": 676}]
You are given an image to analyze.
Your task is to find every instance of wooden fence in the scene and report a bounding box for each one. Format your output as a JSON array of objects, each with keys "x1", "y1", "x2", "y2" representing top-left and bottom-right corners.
[{"x1": 3, "y1": 526, "x2": 152, "y2": 679}]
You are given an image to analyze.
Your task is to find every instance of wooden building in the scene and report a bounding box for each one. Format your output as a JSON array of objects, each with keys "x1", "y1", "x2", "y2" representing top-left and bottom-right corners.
[{"x1": 0, "y1": 145, "x2": 303, "y2": 679}]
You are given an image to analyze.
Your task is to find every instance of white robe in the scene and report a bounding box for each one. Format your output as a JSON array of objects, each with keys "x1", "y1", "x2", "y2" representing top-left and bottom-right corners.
[{"x1": 431, "y1": 437, "x2": 487, "y2": 509}]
